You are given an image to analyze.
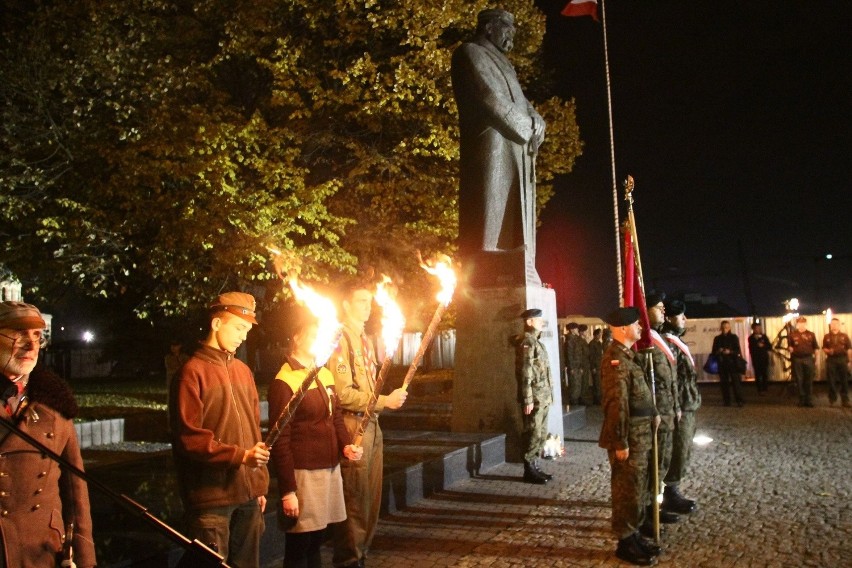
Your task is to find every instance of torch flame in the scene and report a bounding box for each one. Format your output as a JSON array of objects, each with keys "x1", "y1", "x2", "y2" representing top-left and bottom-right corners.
[
  {"x1": 420, "y1": 254, "x2": 457, "y2": 307},
  {"x1": 288, "y1": 275, "x2": 340, "y2": 366},
  {"x1": 825, "y1": 308, "x2": 833, "y2": 325},
  {"x1": 374, "y1": 275, "x2": 405, "y2": 359}
]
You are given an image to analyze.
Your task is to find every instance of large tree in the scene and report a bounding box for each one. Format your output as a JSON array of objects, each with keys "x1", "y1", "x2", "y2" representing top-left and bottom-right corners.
[{"x1": 1, "y1": 0, "x2": 581, "y2": 319}]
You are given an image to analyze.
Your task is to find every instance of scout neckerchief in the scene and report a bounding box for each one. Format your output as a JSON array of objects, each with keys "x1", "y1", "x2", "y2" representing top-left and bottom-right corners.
[
  {"x1": 285, "y1": 355, "x2": 332, "y2": 417},
  {"x1": 4, "y1": 377, "x2": 25, "y2": 416}
]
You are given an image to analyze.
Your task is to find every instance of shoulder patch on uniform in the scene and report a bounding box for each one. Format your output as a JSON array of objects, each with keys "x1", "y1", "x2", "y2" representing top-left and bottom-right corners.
[
  {"x1": 610, "y1": 360, "x2": 620, "y2": 366},
  {"x1": 337, "y1": 363, "x2": 348, "y2": 375}
]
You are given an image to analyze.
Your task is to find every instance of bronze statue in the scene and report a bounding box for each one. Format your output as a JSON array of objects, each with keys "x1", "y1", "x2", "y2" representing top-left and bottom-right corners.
[{"x1": 451, "y1": 8, "x2": 546, "y2": 285}]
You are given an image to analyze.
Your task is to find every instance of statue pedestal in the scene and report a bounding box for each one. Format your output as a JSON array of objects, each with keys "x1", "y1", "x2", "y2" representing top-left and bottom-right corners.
[{"x1": 451, "y1": 284, "x2": 563, "y2": 463}]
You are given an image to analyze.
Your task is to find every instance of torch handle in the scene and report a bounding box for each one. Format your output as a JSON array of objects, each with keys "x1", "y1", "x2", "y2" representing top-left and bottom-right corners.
[
  {"x1": 352, "y1": 356, "x2": 394, "y2": 444},
  {"x1": 401, "y1": 303, "x2": 447, "y2": 391},
  {"x1": 264, "y1": 365, "x2": 323, "y2": 448}
]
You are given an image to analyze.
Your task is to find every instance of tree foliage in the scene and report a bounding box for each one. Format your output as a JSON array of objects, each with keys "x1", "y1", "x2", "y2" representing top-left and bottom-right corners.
[{"x1": 0, "y1": 0, "x2": 582, "y2": 320}]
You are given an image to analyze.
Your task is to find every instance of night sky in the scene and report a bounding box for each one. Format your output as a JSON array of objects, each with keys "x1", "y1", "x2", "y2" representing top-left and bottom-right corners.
[{"x1": 535, "y1": 1, "x2": 851, "y2": 318}]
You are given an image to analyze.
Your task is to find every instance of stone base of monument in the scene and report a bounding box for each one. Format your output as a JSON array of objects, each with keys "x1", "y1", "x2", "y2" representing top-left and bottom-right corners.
[
  {"x1": 452, "y1": 284, "x2": 563, "y2": 463},
  {"x1": 381, "y1": 430, "x2": 506, "y2": 514}
]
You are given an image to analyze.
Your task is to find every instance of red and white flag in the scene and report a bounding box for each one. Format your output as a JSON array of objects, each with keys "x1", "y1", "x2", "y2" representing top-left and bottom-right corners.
[
  {"x1": 622, "y1": 220, "x2": 651, "y2": 351},
  {"x1": 561, "y1": 0, "x2": 599, "y2": 21}
]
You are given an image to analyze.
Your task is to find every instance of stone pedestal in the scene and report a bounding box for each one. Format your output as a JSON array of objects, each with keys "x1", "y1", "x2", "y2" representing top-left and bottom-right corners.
[{"x1": 451, "y1": 284, "x2": 563, "y2": 463}]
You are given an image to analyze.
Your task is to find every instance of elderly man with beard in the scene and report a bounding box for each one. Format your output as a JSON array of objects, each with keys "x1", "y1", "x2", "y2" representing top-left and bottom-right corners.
[
  {"x1": 0, "y1": 302, "x2": 96, "y2": 568},
  {"x1": 661, "y1": 300, "x2": 700, "y2": 515}
]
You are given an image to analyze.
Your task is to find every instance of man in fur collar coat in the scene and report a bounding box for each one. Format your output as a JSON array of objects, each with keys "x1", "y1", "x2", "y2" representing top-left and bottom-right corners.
[{"x1": 0, "y1": 301, "x2": 96, "y2": 568}]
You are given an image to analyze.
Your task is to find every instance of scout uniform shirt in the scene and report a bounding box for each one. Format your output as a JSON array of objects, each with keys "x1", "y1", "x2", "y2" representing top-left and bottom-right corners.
[{"x1": 329, "y1": 324, "x2": 379, "y2": 414}]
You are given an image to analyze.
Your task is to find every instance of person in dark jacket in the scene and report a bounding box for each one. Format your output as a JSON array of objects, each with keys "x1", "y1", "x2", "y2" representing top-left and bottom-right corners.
[
  {"x1": 0, "y1": 301, "x2": 96, "y2": 568},
  {"x1": 269, "y1": 314, "x2": 362, "y2": 568},
  {"x1": 712, "y1": 321, "x2": 745, "y2": 407},
  {"x1": 169, "y1": 292, "x2": 270, "y2": 568},
  {"x1": 748, "y1": 322, "x2": 773, "y2": 395}
]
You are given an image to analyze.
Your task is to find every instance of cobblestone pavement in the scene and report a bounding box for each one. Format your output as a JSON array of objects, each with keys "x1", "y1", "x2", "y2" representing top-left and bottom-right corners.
[{"x1": 307, "y1": 384, "x2": 851, "y2": 567}]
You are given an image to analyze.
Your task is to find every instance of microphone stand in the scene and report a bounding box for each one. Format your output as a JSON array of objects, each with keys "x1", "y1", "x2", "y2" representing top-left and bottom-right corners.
[{"x1": 0, "y1": 416, "x2": 229, "y2": 568}]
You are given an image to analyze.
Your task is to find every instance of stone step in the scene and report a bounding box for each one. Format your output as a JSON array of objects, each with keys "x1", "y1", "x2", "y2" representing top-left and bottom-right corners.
[
  {"x1": 380, "y1": 430, "x2": 505, "y2": 514},
  {"x1": 564, "y1": 406, "x2": 587, "y2": 431}
]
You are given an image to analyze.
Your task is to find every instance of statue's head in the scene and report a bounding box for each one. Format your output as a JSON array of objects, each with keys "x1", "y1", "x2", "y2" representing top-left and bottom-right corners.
[{"x1": 477, "y1": 9, "x2": 515, "y2": 53}]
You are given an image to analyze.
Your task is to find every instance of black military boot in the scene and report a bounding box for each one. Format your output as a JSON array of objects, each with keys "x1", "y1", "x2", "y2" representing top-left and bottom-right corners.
[
  {"x1": 615, "y1": 533, "x2": 657, "y2": 566},
  {"x1": 662, "y1": 485, "x2": 696, "y2": 514},
  {"x1": 533, "y1": 459, "x2": 553, "y2": 481},
  {"x1": 523, "y1": 460, "x2": 548, "y2": 484},
  {"x1": 659, "y1": 508, "x2": 679, "y2": 524},
  {"x1": 636, "y1": 533, "x2": 662, "y2": 557}
]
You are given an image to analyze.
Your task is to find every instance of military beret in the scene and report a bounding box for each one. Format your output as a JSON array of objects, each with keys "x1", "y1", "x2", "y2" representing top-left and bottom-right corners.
[
  {"x1": 604, "y1": 307, "x2": 640, "y2": 327},
  {"x1": 0, "y1": 301, "x2": 47, "y2": 330},
  {"x1": 645, "y1": 292, "x2": 666, "y2": 308},
  {"x1": 566, "y1": 322, "x2": 579, "y2": 330},
  {"x1": 520, "y1": 308, "x2": 543, "y2": 319},
  {"x1": 664, "y1": 299, "x2": 685, "y2": 317},
  {"x1": 210, "y1": 291, "x2": 259, "y2": 325},
  {"x1": 796, "y1": 316, "x2": 807, "y2": 323}
]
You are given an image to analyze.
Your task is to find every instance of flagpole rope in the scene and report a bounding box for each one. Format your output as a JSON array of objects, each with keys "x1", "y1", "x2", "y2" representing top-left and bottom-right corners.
[{"x1": 600, "y1": 0, "x2": 623, "y2": 305}]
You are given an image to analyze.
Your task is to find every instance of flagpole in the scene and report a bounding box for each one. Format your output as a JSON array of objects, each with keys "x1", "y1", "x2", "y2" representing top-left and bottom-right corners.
[{"x1": 600, "y1": 0, "x2": 623, "y2": 305}]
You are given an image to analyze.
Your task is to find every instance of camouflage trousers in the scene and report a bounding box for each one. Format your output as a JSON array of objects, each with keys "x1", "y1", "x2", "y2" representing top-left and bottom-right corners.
[
  {"x1": 608, "y1": 420, "x2": 653, "y2": 539},
  {"x1": 665, "y1": 410, "x2": 697, "y2": 485},
  {"x1": 522, "y1": 402, "x2": 550, "y2": 462},
  {"x1": 567, "y1": 369, "x2": 587, "y2": 405},
  {"x1": 651, "y1": 414, "x2": 675, "y2": 493}
]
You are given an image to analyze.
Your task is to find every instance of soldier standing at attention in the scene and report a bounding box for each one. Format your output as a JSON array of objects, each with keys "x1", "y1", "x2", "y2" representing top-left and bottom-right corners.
[
  {"x1": 599, "y1": 307, "x2": 660, "y2": 566},
  {"x1": 661, "y1": 300, "x2": 700, "y2": 515},
  {"x1": 564, "y1": 322, "x2": 585, "y2": 406},
  {"x1": 642, "y1": 293, "x2": 681, "y2": 535},
  {"x1": 588, "y1": 328, "x2": 604, "y2": 405},
  {"x1": 788, "y1": 316, "x2": 819, "y2": 407},
  {"x1": 328, "y1": 278, "x2": 408, "y2": 568},
  {"x1": 514, "y1": 308, "x2": 554, "y2": 484},
  {"x1": 822, "y1": 318, "x2": 851, "y2": 407}
]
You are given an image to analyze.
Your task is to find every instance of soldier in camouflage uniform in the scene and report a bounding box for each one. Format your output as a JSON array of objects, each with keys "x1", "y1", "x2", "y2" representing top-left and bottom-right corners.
[
  {"x1": 588, "y1": 327, "x2": 604, "y2": 405},
  {"x1": 661, "y1": 300, "x2": 700, "y2": 514},
  {"x1": 514, "y1": 308, "x2": 554, "y2": 484},
  {"x1": 564, "y1": 322, "x2": 588, "y2": 405},
  {"x1": 642, "y1": 293, "x2": 681, "y2": 533},
  {"x1": 599, "y1": 307, "x2": 660, "y2": 565}
]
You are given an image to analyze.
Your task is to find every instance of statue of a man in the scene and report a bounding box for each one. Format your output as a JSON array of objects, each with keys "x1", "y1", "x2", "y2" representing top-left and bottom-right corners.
[{"x1": 451, "y1": 9, "x2": 546, "y2": 281}]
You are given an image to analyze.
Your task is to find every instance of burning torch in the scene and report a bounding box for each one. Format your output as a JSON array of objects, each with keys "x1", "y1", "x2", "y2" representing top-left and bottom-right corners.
[
  {"x1": 401, "y1": 254, "x2": 457, "y2": 391},
  {"x1": 352, "y1": 275, "x2": 406, "y2": 446},
  {"x1": 263, "y1": 248, "x2": 343, "y2": 449}
]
